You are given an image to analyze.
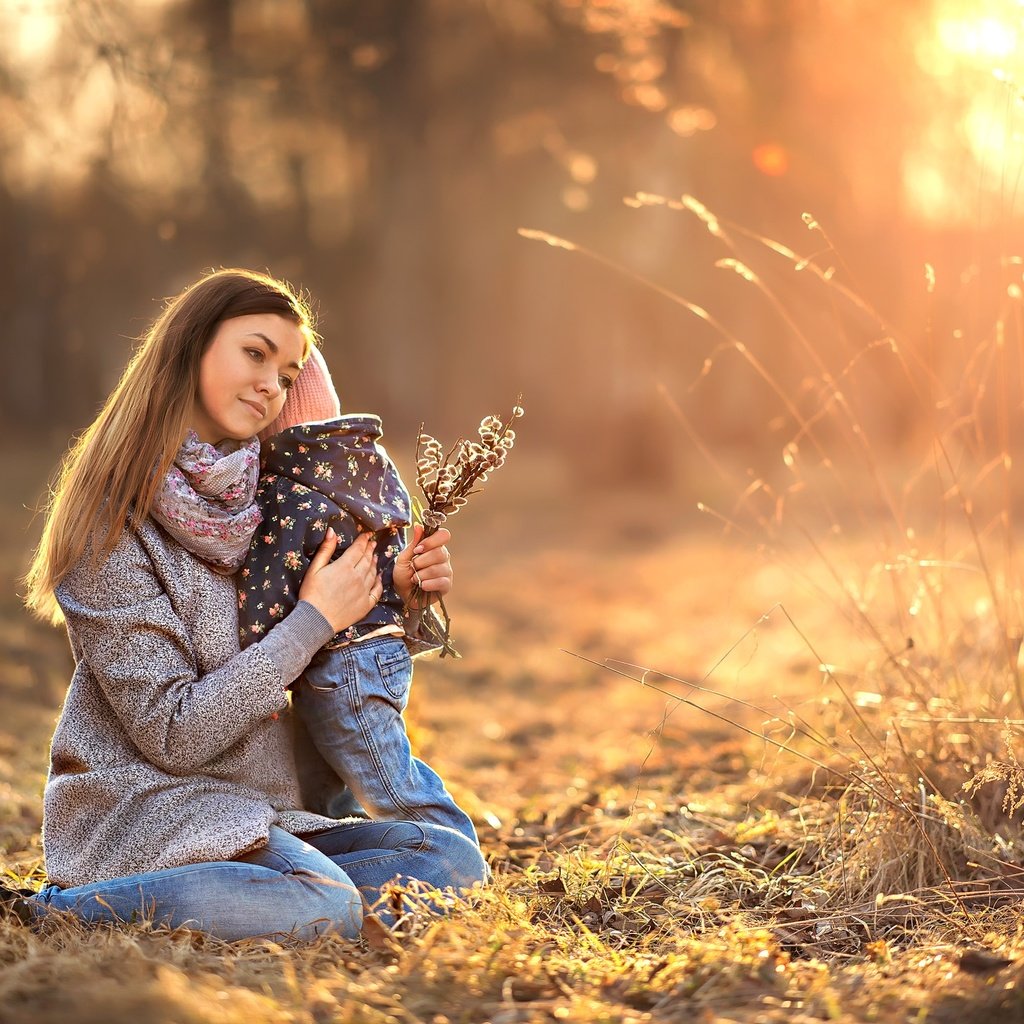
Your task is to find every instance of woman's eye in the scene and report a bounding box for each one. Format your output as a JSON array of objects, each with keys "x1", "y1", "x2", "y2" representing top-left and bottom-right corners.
[
  {"x1": 280, "y1": 375, "x2": 295, "y2": 390},
  {"x1": 246, "y1": 348, "x2": 265, "y2": 362}
]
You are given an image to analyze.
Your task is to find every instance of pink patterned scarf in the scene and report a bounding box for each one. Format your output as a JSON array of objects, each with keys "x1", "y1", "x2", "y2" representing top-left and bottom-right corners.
[{"x1": 151, "y1": 431, "x2": 262, "y2": 573}]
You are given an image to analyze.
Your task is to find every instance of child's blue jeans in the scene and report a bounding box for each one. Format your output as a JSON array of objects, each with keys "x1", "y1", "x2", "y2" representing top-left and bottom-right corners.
[
  {"x1": 294, "y1": 636, "x2": 479, "y2": 845},
  {"x1": 27, "y1": 820, "x2": 486, "y2": 941}
]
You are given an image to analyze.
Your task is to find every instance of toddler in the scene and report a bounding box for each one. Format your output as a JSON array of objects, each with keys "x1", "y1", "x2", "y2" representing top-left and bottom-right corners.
[{"x1": 238, "y1": 348, "x2": 477, "y2": 844}]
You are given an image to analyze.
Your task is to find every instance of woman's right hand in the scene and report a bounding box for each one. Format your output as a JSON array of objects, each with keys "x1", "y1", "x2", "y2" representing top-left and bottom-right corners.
[{"x1": 298, "y1": 530, "x2": 382, "y2": 633}]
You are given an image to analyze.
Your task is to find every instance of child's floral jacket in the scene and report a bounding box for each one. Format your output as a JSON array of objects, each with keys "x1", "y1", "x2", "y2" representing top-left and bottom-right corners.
[{"x1": 238, "y1": 415, "x2": 411, "y2": 650}]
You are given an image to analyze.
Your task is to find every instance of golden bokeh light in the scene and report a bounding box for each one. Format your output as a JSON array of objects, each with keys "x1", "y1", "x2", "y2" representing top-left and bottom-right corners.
[
  {"x1": 752, "y1": 143, "x2": 789, "y2": 177},
  {"x1": 666, "y1": 104, "x2": 716, "y2": 137}
]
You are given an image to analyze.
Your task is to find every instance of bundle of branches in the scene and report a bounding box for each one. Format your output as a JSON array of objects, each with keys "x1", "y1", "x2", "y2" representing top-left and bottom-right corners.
[{"x1": 410, "y1": 397, "x2": 523, "y2": 657}]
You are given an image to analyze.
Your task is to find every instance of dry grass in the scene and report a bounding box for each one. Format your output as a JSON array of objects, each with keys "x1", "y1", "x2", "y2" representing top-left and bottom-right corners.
[
  {"x1": 6, "y1": 205, "x2": 1024, "y2": 1021},
  {"x1": 3, "y1": 446, "x2": 1024, "y2": 1024}
]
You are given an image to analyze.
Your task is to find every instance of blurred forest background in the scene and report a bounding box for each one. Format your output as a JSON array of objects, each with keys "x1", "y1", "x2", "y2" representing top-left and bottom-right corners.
[
  {"x1": 1, "y1": 0, "x2": 1021, "y2": 492},
  {"x1": 6, "y1": 7, "x2": 1024, "y2": 1019}
]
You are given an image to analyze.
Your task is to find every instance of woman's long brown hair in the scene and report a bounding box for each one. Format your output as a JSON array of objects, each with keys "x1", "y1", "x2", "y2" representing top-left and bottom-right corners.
[{"x1": 24, "y1": 268, "x2": 315, "y2": 625}]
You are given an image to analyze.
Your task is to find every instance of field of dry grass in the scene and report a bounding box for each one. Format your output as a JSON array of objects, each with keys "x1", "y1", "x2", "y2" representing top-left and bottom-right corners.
[
  {"x1": 4, "y1": 200, "x2": 1024, "y2": 1022},
  {"x1": 4, "y1": 426, "x2": 1024, "y2": 1024}
]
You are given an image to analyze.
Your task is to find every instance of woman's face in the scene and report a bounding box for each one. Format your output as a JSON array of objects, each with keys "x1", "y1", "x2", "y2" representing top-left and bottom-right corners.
[{"x1": 192, "y1": 313, "x2": 306, "y2": 445}]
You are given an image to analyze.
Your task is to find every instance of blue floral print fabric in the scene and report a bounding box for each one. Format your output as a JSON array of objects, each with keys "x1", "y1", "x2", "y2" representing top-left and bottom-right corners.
[{"x1": 238, "y1": 415, "x2": 410, "y2": 650}]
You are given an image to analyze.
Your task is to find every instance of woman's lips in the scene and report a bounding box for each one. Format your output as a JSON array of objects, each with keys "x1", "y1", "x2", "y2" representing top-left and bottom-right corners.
[{"x1": 241, "y1": 399, "x2": 267, "y2": 419}]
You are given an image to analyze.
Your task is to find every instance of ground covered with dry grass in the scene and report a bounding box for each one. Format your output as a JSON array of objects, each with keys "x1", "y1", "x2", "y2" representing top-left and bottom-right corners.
[{"x1": 4, "y1": 441, "x2": 1024, "y2": 1024}]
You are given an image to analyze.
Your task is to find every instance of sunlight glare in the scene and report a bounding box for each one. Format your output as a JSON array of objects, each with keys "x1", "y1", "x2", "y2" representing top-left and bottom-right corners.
[
  {"x1": 937, "y1": 14, "x2": 1018, "y2": 59},
  {"x1": 902, "y1": 154, "x2": 960, "y2": 223},
  {"x1": 0, "y1": 4, "x2": 60, "y2": 64},
  {"x1": 907, "y1": 0, "x2": 1024, "y2": 223}
]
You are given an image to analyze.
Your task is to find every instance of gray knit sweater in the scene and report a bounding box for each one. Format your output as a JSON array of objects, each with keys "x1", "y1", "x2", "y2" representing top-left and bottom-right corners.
[{"x1": 44, "y1": 515, "x2": 341, "y2": 888}]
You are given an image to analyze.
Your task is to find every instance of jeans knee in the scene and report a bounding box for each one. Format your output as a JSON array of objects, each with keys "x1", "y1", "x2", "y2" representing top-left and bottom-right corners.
[
  {"x1": 418, "y1": 825, "x2": 488, "y2": 890},
  {"x1": 294, "y1": 873, "x2": 364, "y2": 940},
  {"x1": 449, "y1": 835, "x2": 489, "y2": 889},
  {"x1": 322, "y1": 893, "x2": 363, "y2": 940}
]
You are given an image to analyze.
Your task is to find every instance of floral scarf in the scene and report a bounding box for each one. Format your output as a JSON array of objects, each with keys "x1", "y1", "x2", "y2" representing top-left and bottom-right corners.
[{"x1": 151, "y1": 431, "x2": 262, "y2": 573}]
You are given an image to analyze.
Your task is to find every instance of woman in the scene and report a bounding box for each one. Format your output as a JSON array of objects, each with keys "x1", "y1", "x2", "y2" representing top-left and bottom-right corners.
[{"x1": 13, "y1": 269, "x2": 487, "y2": 941}]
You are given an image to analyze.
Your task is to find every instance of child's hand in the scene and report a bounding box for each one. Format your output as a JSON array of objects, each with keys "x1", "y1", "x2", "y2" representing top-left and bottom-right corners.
[{"x1": 394, "y1": 525, "x2": 453, "y2": 609}]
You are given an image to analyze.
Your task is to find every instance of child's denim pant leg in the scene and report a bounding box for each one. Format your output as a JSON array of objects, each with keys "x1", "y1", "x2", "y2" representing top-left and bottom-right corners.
[
  {"x1": 304, "y1": 818, "x2": 488, "y2": 925},
  {"x1": 295, "y1": 636, "x2": 479, "y2": 845}
]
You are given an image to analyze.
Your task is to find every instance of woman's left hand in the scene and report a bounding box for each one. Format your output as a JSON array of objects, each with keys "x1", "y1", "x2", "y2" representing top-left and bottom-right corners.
[{"x1": 393, "y1": 525, "x2": 453, "y2": 609}]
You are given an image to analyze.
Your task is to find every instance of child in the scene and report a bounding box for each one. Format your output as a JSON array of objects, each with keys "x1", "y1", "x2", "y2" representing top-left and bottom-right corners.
[{"x1": 238, "y1": 348, "x2": 478, "y2": 844}]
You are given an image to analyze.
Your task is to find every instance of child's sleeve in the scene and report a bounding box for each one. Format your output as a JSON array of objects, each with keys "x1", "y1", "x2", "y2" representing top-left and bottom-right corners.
[{"x1": 239, "y1": 473, "x2": 324, "y2": 648}]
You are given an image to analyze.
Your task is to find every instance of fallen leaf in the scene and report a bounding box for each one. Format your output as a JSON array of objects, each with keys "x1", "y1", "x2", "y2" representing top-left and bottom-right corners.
[
  {"x1": 361, "y1": 914, "x2": 401, "y2": 955},
  {"x1": 958, "y1": 949, "x2": 1014, "y2": 974}
]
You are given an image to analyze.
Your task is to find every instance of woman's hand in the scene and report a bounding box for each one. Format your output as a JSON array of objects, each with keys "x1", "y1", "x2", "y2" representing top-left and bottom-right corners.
[
  {"x1": 394, "y1": 525, "x2": 453, "y2": 609},
  {"x1": 298, "y1": 530, "x2": 382, "y2": 633}
]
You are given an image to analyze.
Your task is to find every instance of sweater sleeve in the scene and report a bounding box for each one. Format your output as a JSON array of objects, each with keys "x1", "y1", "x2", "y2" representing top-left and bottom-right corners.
[
  {"x1": 56, "y1": 534, "x2": 331, "y2": 776},
  {"x1": 257, "y1": 600, "x2": 334, "y2": 681}
]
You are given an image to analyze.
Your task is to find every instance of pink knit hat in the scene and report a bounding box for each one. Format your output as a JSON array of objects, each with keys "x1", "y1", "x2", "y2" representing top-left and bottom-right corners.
[{"x1": 258, "y1": 345, "x2": 341, "y2": 442}]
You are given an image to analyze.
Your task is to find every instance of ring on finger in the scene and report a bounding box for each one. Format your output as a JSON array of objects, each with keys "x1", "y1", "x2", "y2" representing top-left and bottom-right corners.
[{"x1": 413, "y1": 570, "x2": 423, "y2": 587}]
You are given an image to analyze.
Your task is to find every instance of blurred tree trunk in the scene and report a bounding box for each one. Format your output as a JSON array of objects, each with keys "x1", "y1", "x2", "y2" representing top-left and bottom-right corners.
[
  {"x1": 185, "y1": 0, "x2": 262, "y2": 256},
  {"x1": 191, "y1": 0, "x2": 233, "y2": 221},
  {"x1": 1, "y1": 188, "x2": 57, "y2": 436}
]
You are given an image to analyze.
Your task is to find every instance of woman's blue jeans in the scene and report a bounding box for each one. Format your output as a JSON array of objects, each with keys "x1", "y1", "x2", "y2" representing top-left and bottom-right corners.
[{"x1": 27, "y1": 820, "x2": 487, "y2": 942}]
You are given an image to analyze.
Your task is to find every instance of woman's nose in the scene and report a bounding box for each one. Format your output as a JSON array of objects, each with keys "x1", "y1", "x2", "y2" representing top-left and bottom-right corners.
[{"x1": 256, "y1": 374, "x2": 282, "y2": 398}]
